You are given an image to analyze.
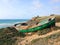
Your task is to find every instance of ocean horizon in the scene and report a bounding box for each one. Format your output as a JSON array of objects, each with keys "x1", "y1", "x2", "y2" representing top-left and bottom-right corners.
[{"x1": 0, "y1": 19, "x2": 28, "y2": 28}]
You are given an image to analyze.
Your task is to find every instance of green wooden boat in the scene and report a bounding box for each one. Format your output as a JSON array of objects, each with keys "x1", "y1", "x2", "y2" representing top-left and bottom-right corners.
[{"x1": 18, "y1": 18, "x2": 55, "y2": 33}]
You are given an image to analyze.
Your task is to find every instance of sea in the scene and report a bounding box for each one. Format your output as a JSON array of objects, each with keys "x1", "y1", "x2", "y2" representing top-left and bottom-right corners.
[{"x1": 0, "y1": 19, "x2": 28, "y2": 28}]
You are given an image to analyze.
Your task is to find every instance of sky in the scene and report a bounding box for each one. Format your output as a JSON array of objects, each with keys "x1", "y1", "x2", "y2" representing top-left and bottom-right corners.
[{"x1": 0, "y1": 0, "x2": 60, "y2": 19}]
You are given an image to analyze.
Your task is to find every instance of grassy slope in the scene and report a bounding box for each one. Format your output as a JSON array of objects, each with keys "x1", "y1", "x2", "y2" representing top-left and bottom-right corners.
[
  {"x1": 0, "y1": 15, "x2": 60, "y2": 45},
  {"x1": 31, "y1": 31, "x2": 60, "y2": 45},
  {"x1": 0, "y1": 27, "x2": 26, "y2": 45},
  {"x1": 0, "y1": 27, "x2": 17, "y2": 45},
  {"x1": 30, "y1": 25, "x2": 60, "y2": 45},
  {"x1": 30, "y1": 15, "x2": 60, "y2": 45},
  {"x1": 55, "y1": 15, "x2": 60, "y2": 22}
]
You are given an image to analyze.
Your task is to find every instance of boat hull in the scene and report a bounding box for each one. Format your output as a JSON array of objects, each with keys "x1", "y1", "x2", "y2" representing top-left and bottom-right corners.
[{"x1": 18, "y1": 18, "x2": 55, "y2": 33}]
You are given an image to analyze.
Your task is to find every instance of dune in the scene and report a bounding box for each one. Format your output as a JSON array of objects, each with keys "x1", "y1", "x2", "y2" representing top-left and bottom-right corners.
[{"x1": 0, "y1": 14, "x2": 60, "y2": 45}]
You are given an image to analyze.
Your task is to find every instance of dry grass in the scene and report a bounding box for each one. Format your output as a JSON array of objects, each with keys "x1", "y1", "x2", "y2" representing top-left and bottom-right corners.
[
  {"x1": 31, "y1": 31, "x2": 60, "y2": 45},
  {"x1": 37, "y1": 28, "x2": 51, "y2": 35},
  {"x1": 0, "y1": 15, "x2": 60, "y2": 45}
]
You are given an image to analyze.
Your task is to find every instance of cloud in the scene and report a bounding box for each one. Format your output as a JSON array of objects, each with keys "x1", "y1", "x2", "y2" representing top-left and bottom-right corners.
[
  {"x1": 0, "y1": 0, "x2": 17, "y2": 8},
  {"x1": 0, "y1": 0, "x2": 19, "y2": 19},
  {"x1": 32, "y1": 0, "x2": 43, "y2": 10},
  {"x1": 50, "y1": 0, "x2": 60, "y2": 3},
  {"x1": 52, "y1": 0, "x2": 60, "y2": 2},
  {"x1": 23, "y1": 0, "x2": 43, "y2": 18},
  {"x1": 52, "y1": 6, "x2": 60, "y2": 12}
]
